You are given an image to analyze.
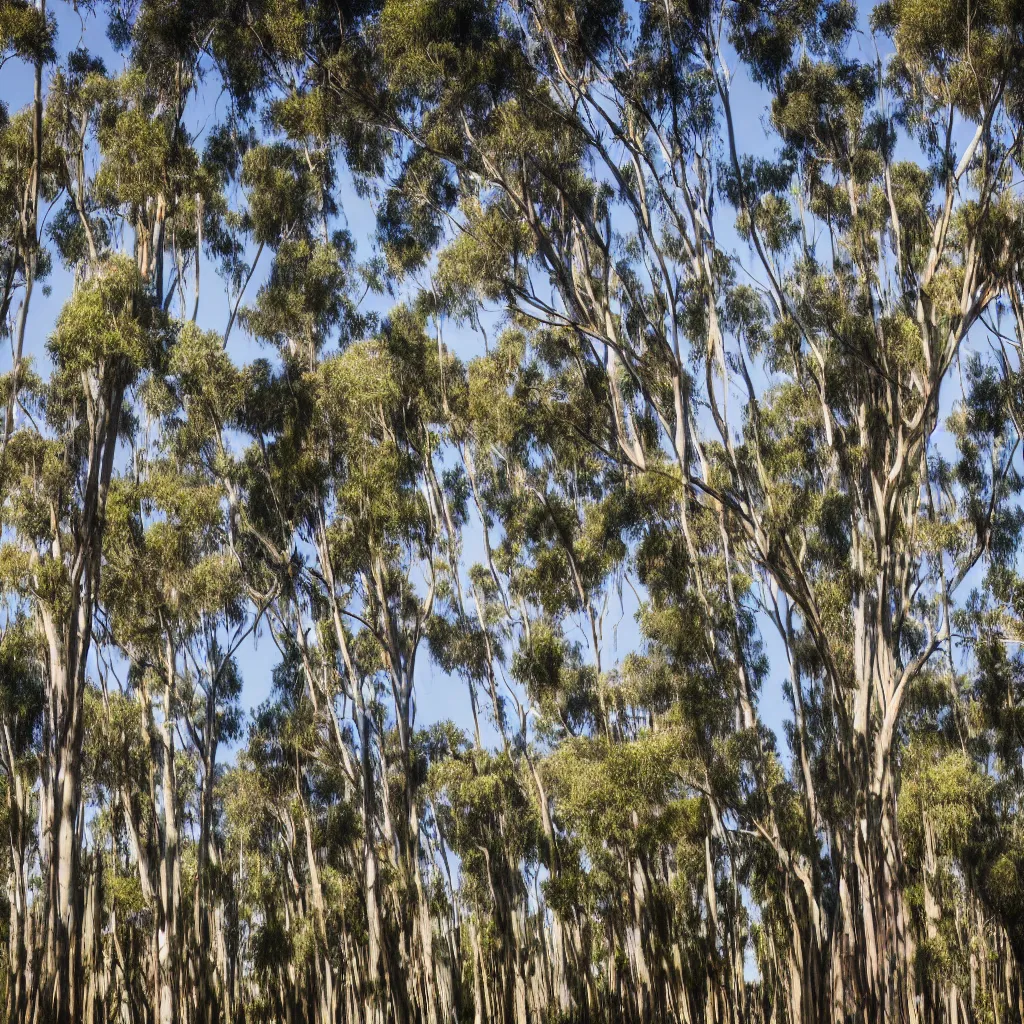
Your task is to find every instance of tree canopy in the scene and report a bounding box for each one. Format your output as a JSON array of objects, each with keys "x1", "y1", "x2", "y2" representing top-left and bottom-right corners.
[{"x1": 2, "y1": 1, "x2": 1024, "y2": 1023}]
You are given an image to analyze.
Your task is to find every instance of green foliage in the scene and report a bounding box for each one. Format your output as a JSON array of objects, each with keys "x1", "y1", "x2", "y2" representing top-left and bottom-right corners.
[
  {"x1": 4, "y1": 2, "x2": 1024, "y2": 1022},
  {"x1": 49, "y1": 256, "x2": 154, "y2": 375}
]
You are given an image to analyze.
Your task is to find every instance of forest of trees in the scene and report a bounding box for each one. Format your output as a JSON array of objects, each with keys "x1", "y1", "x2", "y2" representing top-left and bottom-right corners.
[{"x1": 3, "y1": 0, "x2": 1024, "y2": 1021}]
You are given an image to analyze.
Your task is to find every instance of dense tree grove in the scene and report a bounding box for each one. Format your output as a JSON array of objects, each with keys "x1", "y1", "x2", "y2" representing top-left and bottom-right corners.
[{"x1": 4, "y1": 0, "x2": 1024, "y2": 1022}]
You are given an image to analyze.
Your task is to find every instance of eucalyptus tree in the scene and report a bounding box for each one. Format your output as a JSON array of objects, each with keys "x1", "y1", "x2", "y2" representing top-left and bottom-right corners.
[
  {"x1": 0, "y1": 2, "x2": 252, "y2": 1018},
  {"x1": 0, "y1": 0, "x2": 54, "y2": 451},
  {"x1": 237, "y1": 293, "x2": 467, "y2": 1022},
  {"x1": 0, "y1": 615, "x2": 45, "y2": 1021},
  {"x1": 98, "y1": 437, "x2": 250, "y2": 1024},
  {"x1": 246, "y1": 0, "x2": 1024, "y2": 1020},
  {"x1": 6, "y1": 0, "x2": 1024, "y2": 1022},
  {"x1": 0, "y1": 254, "x2": 166, "y2": 1022}
]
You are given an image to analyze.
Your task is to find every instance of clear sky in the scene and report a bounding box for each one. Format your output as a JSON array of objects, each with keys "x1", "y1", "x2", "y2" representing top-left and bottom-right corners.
[
  {"x1": 4, "y1": 0, "x2": 977, "y2": 769},
  {"x1": 0, "y1": 1, "x2": 806, "y2": 763}
]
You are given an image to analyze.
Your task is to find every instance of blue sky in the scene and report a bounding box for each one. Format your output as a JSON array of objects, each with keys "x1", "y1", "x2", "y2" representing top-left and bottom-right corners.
[
  {"x1": 2, "y1": 3, "x2": 521, "y2": 749},
  {"x1": 2, "y1": 1, "x2": 990, "y2": 772},
  {"x1": 0, "y1": 1, "x2": 816, "y2": 762}
]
